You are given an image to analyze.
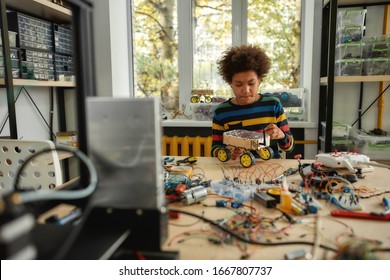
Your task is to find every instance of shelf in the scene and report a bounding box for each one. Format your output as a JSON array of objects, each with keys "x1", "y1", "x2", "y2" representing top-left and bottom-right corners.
[
  {"x1": 321, "y1": 75, "x2": 390, "y2": 85},
  {"x1": 0, "y1": 78, "x2": 75, "y2": 87},
  {"x1": 6, "y1": 0, "x2": 72, "y2": 23},
  {"x1": 338, "y1": 0, "x2": 389, "y2": 6}
]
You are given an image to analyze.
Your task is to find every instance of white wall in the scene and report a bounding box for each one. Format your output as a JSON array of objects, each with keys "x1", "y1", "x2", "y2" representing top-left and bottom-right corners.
[
  {"x1": 92, "y1": 0, "x2": 131, "y2": 98},
  {"x1": 302, "y1": 0, "x2": 322, "y2": 159}
]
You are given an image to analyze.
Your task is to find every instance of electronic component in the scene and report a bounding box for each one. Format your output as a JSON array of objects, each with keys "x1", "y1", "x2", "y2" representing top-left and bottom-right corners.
[
  {"x1": 216, "y1": 200, "x2": 228, "y2": 207},
  {"x1": 267, "y1": 188, "x2": 281, "y2": 203},
  {"x1": 315, "y1": 151, "x2": 373, "y2": 173},
  {"x1": 284, "y1": 248, "x2": 311, "y2": 260},
  {"x1": 253, "y1": 191, "x2": 276, "y2": 208},
  {"x1": 230, "y1": 201, "x2": 243, "y2": 208},
  {"x1": 181, "y1": 186, "x2": 208, "y2": 205}
]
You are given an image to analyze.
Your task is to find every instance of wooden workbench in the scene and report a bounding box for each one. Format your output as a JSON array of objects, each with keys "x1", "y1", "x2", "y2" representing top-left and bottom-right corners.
[{"x1": 163, "y1": 157, "x2": 390, "y2": 260}]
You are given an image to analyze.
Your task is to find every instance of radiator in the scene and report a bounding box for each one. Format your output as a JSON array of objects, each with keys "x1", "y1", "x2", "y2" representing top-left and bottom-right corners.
[{"x1": 162, "y1": 136, "x2": 212, "y2": 157}]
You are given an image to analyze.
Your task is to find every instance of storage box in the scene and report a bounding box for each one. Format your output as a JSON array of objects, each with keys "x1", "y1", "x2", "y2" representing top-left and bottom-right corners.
[
  {"x1": 56, "y1": 131, "x2": 78, "y2": 149},
  {"x1": 335, "y1": 59, "x2": 363, "y2": 76},
  {"x1": 349, "y1": 129, "x2": 390, "y2": 160},
  {"x1": 319, "y1": 136, "x2": 352, "y2": 152},
  {"x1": 337, "y1": 8, "x2": 366, "y2": 28},
  {"x1": 262, "y1": 88, "x2": 304, "y2": 107},
  {"x1": 285, "y1": 107, "x2": 306, "y2": 121},
  {"x1": 190, "y1": 103, "x2": 218, "y2": 121},
  {"x1": 20, "y1": 49, "x2": 54, "y2": 80},
  {"x1": 363, "y1": 36, "x2": 390, "y2": 59},
  {"x1": 0, "y1": 29, "x2": 17, "y2": 48},
  {"x1": 0, "y1": 68, "x2": 20, "y2": 78},
  {"x1": 7, "y1": 12, "x2": 53, "y2": 51},
  {"x1": 321, "y1": 121, "x2": 351, "y2": 138},
  {"x1": 337, "y1": 26, "x2": 364, "y2": 44},
  {"x1": 363, "y1": 58, "x2": 390, "y2": 75},
  {"x1": 335, "y1": 42, "x2": 363, "y2": 60}
]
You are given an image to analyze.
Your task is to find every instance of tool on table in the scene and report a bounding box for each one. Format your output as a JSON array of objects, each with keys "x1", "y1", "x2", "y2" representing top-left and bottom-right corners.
[
  {"x1": 331, "y1": 197, "x2": 390, "y2": 221},
  {"x1": 265, "y1": 167, "x2": 299, "y2": 184},
  {"x1": 176, "y1": 156, "x2": 197, "y2": 165},
  {"x1": 163, "y1": 157, "x2": 175, "y2": 165}
]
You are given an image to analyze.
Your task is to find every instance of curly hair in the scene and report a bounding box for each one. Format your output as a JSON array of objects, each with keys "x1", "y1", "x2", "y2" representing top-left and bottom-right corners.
[{"x1": 217, "y1": 44, "x2": 271, "y2": 84}]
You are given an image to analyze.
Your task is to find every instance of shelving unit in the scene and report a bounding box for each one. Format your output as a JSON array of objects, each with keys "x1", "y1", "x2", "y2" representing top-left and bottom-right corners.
[
  {"x1": 0, "y1": 0, "x2": 74, "y2": 139},
  {"x1": 321, "y1": 75, "x2": 390, "y2": 84},
  {"x1": 318, "y1": 0, "x2": 390, "y2": 153},
  {"x1": 6, "y1": 0, "x2": 72, "y2": 23}
]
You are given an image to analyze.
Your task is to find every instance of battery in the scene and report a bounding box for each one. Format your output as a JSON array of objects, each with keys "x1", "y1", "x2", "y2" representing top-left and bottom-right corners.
[{"x1": 253, "y1": 191, "x2": 276, "y2": 208}]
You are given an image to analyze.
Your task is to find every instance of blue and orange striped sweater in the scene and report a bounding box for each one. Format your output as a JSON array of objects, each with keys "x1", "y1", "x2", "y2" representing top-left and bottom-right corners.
[{"x1": 211, "y1": 94, "x2": 295, "y2": 158}]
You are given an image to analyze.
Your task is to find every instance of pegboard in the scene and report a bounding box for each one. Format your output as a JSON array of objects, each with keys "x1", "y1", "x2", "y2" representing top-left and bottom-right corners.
[{"x1": 0, "y1": 139, "x2": 63, "y2": 193}]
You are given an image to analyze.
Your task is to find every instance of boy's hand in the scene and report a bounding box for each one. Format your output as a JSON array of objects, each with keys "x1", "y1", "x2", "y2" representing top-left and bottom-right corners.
[
  {"x1": 228, "y1": 146, "x2": 244, "y2": 160},
  {"x1": 265, "y1": 123, "x2": 285, "y2": 140}
]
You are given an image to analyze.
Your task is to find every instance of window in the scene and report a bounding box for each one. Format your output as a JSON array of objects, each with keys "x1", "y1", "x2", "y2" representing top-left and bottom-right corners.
[
  {"x1": 247, "y1": 0, "x2": 301, "y2": 89},
  {"x1": 131, "y1": 0, "x2": 179, "y2": 110},
  {"x1": 193, "y1": 0, "x2": 232, "y2": 97},
  {"x1": 130, "y1": 0, "x2": 302, "y2": 112}
]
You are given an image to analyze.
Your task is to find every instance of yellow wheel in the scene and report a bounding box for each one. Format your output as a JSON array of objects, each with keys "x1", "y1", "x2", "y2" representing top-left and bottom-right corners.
[
  {"x1": 204, "y1": 95, "x2": 212, "y2": 103},
  {"x1": 240, "y1": 152, "x2": 255, "y2": 168},
  {"x1": 190, "y1": 95, "x2": 200, "y2": 103},
  {"x1": 259, "y1": 147, "x2": 274, "y2": 160},
  {"x1": 217, "y1": 148, "x2": 231, "y2": 162}
]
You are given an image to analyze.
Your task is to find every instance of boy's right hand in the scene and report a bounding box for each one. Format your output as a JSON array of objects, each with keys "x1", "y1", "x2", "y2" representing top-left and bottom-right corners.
[{"x1": 228, "y1": 146, "x2": 244, "y2": 160}]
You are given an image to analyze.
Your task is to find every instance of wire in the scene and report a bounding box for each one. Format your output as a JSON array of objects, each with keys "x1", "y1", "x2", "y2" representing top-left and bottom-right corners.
[
  {"x1": 358, "y1": 161, "x2": 390, "y2": 170},
  {"x1": 311, "y1": 215, "x2": 322, "y2": 260},
  {"x1": 12, "y1": 146, "x2": 97, "y2": 203},
  {"x1": 170, "y1": 209, "x2": 338, "y2": 252}
]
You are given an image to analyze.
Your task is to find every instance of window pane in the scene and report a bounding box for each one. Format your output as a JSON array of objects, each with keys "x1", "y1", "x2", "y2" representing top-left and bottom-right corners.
[
  {"x1": 247, "y1": 0, "x2": 301, "y2": 89},
  {"x1": 193, "y1": 0, "x2": 232, "y2": 99},
  {"x1": 132, "y1": 0, "x2": 179, "y2": 110}
]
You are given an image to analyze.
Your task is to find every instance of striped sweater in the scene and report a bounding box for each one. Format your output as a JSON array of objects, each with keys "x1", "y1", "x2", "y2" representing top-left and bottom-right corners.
[{"x1": 211, "y1": 94, "x2": 294, "y2": 158}]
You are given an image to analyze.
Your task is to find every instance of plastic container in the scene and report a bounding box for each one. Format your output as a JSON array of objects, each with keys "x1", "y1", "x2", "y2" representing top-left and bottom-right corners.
[
  {"x1": 335, "y1": 59, "x2": 363, "y2": 76},
  {"x1": 261, "y1": 88, "x2": 305, "y2": 108},
  {"x1": 319, "y1": 136, "x2": 352, "y2": 152},
  {"x1": 321, "y1": 121, "x2": 351, "y2": 138},
  {"x1": 285, "y1": 107, "x2": 306, "y2": 121},
  {"x1": 349, "y1": 129, "x2": 390, "y2": 160},
  {"x1": 335, "y1": 42, "x2": 363, "y2": 60},
  {"x1": 363, "y1": 36, "x2": 390, "y2": 59},
  {"x1": 363, "y1": 58, "x2": 390, "y2": 75},
  {"x1": 337, "y1": 8, "x2": 366, "y2": 28},
  {"x1": 190, "y1": 103, "x2": 218, "y2": 121},
  {"x1": 0, "y1": 30, "x2": 17, "y2": 48},
  {"x1": 337, "y1": 26, "x2": 364, "y2": 44}
]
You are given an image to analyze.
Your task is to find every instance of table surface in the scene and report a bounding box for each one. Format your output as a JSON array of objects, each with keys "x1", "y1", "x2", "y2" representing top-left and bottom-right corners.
[{"x1": 162, "y1": 157, "x2": 390, "y2": 260}]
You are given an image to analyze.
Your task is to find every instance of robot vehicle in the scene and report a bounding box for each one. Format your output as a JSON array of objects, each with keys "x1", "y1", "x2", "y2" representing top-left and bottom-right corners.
[{"x1": 217, "y1": 129, "x2": 274, "y2": 168}]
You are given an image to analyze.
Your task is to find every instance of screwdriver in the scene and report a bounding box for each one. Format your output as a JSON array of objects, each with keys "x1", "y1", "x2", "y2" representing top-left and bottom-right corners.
[
  {"x1": 176, "y1": 156, "x2": 197, "y2": 165},
  {"x1": 383, "y1": 197, "x2": 390, "y2": 214}
]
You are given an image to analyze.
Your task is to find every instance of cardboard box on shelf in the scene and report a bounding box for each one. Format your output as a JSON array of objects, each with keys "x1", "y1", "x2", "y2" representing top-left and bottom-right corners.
[{"x1": 56, "y1": 131, "x2": 78, "y2": 149}]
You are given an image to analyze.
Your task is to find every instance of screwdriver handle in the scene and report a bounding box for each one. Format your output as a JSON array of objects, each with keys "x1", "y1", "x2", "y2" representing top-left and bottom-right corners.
[{"x1": 330, "y1": 210, "x2": 390, "y2": 221}]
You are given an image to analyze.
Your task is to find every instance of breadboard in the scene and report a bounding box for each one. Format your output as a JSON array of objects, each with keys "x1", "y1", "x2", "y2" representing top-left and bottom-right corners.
[{"x1": 0, "y1": 140, "x2": 63, "y2": 194}]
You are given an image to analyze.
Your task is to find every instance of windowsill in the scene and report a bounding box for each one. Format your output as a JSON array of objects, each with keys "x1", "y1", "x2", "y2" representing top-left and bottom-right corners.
[
  {"x1": 162, "y1": 119, "x2": 317, "y2": 128},
  {"x1": 162, "y1": 120, "x2": 212, "y2": 127}
]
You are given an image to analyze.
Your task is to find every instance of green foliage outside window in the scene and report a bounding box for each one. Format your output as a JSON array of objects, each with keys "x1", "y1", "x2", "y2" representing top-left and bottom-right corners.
[{"x1": 132, "y1": 0, "x2": 301, "y2": 111}]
